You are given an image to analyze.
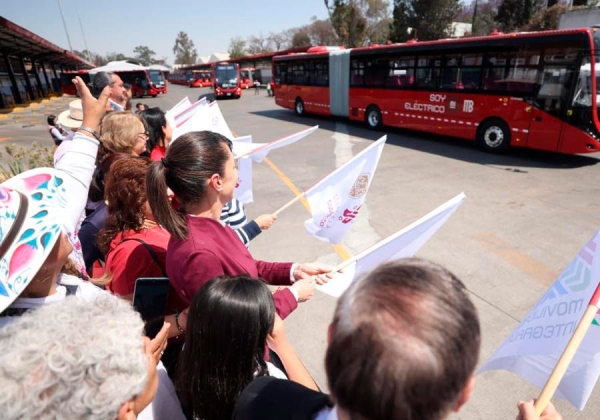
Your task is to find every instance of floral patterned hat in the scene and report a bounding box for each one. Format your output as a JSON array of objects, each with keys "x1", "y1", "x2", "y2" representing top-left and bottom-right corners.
[{"x1": 0, "y1": 168, "x2": 64, "y2": 313}]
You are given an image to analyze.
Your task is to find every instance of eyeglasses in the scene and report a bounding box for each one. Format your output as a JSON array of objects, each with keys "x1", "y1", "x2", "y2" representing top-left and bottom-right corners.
[{"x1": 138, "y1": 131, "x2": 149, "y2": 138}]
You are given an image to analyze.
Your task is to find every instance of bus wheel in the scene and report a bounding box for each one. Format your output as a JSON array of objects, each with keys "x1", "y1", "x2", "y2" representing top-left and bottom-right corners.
[
  {"x1": 366, "y1": 106, "x2": 382, "y2": 129},
  {"x1": 295, "y1": 98, "x2": 304, "y2": 116},
  {"x1": 477, "y1": 119, "x2": 510, "y2": 153}
]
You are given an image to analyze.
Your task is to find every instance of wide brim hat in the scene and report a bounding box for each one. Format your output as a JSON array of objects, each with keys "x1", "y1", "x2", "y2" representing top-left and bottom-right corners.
[
  {"x1": 0, "y1": 168, "x2": 64, "y2": 313},
  {"x1": 57, "y1": 99, "x2": 83, "y2": 129}
]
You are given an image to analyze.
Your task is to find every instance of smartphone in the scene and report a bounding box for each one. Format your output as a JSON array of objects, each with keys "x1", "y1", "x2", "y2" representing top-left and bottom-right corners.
[{"x1": 132, "y1": 278, "x2": 170, "y2": 339}]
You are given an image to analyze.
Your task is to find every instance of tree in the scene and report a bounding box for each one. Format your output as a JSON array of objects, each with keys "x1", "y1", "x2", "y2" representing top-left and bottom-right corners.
[
  {"x1": 172, "y1": 31, "x2": 198, "y2": 65},
  {"x1": 269, "y1": 31, "x2": 288, "y2": 50},
  {"x1": 456, "y1": 0, "x2": 501, "y2": 36},
  {"x1": 390, "y1": 0, "x2": 461, "y2": 42},
  {"x1": 246, "y1": 34, "x2": 273, "y2": 54},
  {"x1": 228, "y1": 36, "x2": 247, "y2": 59},
  {"x1": 308, "y1": 18, "x2": 338, "y2": 46},
  {"x1": 291, "y1": 30, "x2": 312, "y2": 47},
  {"x1": 495, "y1": 0, "x2": 538, "y2": 32},
  {"x1": 133, "y1": 46, "x2": 156, "y2": 66}
]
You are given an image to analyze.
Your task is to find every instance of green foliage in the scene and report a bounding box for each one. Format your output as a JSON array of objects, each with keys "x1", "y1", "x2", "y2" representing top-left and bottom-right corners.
[
  {"x1": 291, "y1": 31, "x2": 312, "y2": 47},
  {"x1": 173, "y1": 31, "x2": 198, "y2": 65},
  {"x1": 495, "y1": 0, "x2": 537, "y2": 32},
  {"x1": 133, "y1": 46, "x2": 157, "y2": 66},
  {"x1": 325, "y1": 0, "x2": 390, "y2": 47},
  {"x1": 229, "y1": 37, "x2": 247, "y2": 59},
  {"x1": 0, "y1": 143, "x2": 55, "y2": 182},
  {"x1": 390, "y1": 0, "x2": 461, "y2": 42},
  {"x1": 524, "y1": 4, "x2": 569, "y2": 31}
]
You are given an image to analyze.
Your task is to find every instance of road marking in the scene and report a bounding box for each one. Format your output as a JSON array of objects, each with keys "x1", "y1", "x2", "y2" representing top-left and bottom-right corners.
[
  {"x1": 474, "y1": 232, "x2": 560, "y2": 286},
  {"x1": 263, "y1": 156, "x2": 351, "y2": 261},
  {"x1": 0, "y1": 137, "x2": 10, "y2": 142}
]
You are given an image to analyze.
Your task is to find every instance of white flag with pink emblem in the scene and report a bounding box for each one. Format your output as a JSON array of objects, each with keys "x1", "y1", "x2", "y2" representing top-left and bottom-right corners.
[
  {"x1": 479, "y1": 229, "x2": 600, "y2": 410},
  {"x1": 304, "y1": 136, "x2": 386, "y2": 244},
  {"x1": 171, "y1": 98, "x2": 209, "y2": 142},
  {"x1": 165, "y1": 96, "x2": 191, "y2": 125}
]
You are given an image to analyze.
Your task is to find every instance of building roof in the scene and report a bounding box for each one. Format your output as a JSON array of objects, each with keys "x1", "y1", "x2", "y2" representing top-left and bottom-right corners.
[
  {"x1": 0, "y1": 16, "x2": 94, "y2": 68},
  {"x1": 88, "y1": 60, "x2": 147, "y2": 74}
]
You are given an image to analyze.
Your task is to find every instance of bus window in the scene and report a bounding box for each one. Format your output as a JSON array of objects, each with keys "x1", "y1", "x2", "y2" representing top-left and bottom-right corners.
[
  {"x1": 535, "y1": 66, "x2": 576, "y2": 117},
  {"x1": 350, "y1": 59, "x2": 365, "y2": 87},
  {"x1": 312, "y1": 59, "x2": 329, "y2": 86},
  {"x1": 416, "y1": 56, "x2": 441, "y2": 89}
]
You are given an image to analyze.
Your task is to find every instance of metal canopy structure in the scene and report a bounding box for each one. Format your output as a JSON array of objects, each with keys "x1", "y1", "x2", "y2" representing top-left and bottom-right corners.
[
  {"x1": 0, "y1": 17, "x2": 94, "y2": 68},
  {"x1": 0, "y1": 16, "x2": 95, "y2": 107}
]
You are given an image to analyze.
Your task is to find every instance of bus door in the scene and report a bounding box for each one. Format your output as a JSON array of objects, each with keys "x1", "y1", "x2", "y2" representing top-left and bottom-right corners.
[{"x1": 527, "y1": 66, "x2": 574, "y2": 151}]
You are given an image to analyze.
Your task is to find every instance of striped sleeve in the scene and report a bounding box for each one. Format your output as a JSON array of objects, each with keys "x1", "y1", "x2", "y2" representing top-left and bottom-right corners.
[{"x1": 221, "y1": 198, "x2": 262, "y2": 247}]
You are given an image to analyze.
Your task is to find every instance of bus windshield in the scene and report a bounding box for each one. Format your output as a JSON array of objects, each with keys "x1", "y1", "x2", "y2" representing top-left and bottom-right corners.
[
  {"x1": 148, "y1": 70, "x2": 164, "y2": 87},
  {"x1": 215, "y1": 65, "x2": 238, "y2": 88}
]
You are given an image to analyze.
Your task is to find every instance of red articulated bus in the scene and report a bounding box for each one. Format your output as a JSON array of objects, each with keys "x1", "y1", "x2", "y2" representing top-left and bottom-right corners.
[
  {"x1": 273, "y1": 29, "x2": 600, "y2": 154},
  {"x1": 213, "y1": 62, "x2": 242, "y2": 99},
  {"x1": 118, "y1": 70, "x2": 166, "y2": 98},
  {"x1": 240, "y1": 67, "x2": 255, "y2": 89}
]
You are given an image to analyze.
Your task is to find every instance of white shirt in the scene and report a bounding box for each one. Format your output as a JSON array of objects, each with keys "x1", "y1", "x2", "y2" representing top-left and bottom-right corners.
[{"x1": 313, "y1": 406, "x2": 339, "y2": 420}]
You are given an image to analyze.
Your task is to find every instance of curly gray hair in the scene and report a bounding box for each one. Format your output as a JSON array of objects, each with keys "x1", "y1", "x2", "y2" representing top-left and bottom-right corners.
[{"x1": 0, "y1": 295, "x2": 148, "y2": 420}]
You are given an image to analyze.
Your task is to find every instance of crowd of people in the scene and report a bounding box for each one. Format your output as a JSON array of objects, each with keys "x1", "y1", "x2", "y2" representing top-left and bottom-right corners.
[{"x1": 3, "y1": 71, "x2": 563, "y2": 420}]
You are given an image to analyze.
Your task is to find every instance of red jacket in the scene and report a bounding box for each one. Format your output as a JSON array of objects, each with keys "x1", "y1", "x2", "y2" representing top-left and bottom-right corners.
[{"x1": 166, "y1": 216, "x2": 297, "y2": 319}]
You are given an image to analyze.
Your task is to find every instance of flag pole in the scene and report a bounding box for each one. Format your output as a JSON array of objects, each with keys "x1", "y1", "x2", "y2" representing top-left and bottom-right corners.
[
  {"x1": 273, "y1": 192, "x2": 306, "y2": 216},
  {"x1": 534, "y1": 284, "x2": 600, "y2": 415}
]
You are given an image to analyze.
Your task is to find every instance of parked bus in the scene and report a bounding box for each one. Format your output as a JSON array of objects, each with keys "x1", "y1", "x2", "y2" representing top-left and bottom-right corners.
[
  {"x1": 213, "y1": 62, "x2": 242, "y2": 99},
  {"x1": 273, "y1": 29, "x2": 600, "y2": 154},
  {"x1": 148, "y1": 69, "x2": 168, "y2": 94},
  {"x1": 61, "y1": 70, "x2": 91, "y2": 95},
  {"x1": 240, "y1": 67, "x2": 255, "y2": 89},
  {"x1": 115, "y1": 70, "x2": 166, "y2": 97},
  {"x1": 190, "y1": 70, "x2": 212, "y2": 88}
]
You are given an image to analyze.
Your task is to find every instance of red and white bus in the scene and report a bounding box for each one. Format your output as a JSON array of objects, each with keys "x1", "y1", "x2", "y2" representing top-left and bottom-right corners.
[
  {"x1": 273, "y1": 29, "x2": 600, "y2": 154},
  {"x1": 240, "y1": 67, "x2": 255, "y2": 89},
  {"x1": 61, "y1": 70, "x2": 91, "y2": 95},
  {"x1": 213, "y1": 62, "x2": 242, "y2": 99},
  {"x1": 117, "y1": 70, "x2": 166, "y2": 97},
  {"x1": 190, "y1": 70, "x2": 212, "y2": 88}
]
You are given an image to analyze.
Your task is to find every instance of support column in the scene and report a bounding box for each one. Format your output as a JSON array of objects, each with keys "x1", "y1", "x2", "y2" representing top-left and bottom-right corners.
[
  {"x1": 40, "y1": 61, "x2": 53, "y2": 94},
  {"x1": 51, "y1": 62, "x2": 59, "y2": 92},
  {"x1": 19, "y1": 57, "x2": 35, "y2": 101},
  {"x1": 3, "y1": 52, "x2": 22, "y2": 104},
  {"x1": 32, "y1": 61, "x2": 45, "y2": 97}
]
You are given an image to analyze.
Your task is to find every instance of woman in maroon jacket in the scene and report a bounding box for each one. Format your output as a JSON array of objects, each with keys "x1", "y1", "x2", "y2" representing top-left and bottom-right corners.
[{"x1": 146, "y1": 131, "x2": 331, "y2": 320}]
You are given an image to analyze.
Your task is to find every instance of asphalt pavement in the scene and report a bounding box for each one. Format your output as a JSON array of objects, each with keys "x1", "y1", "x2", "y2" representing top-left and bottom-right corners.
[{"x1": 2, "y1": 84, "x2": 600, "y2": 419}]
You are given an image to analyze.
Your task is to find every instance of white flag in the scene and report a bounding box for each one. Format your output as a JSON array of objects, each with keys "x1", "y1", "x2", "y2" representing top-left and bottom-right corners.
[
  {"x1": 171, "y1": 98, "x2": 210, "y2": 142},
  {"x1": 231, "y1": 135, "x2": 253, "y2": 204},
  {"x1": 304, "y1": 136, "x2": 386, "y2": 244},
  {"x1": 479, "y1": 230, "x2": 600, "y2": 410},
  {"x1": 209, "y1": 101, "x2": 234, "y2": 140},
  {"x1": 165, "y1": 96, "x2": 191, "y2": 125},
  {"x1": 240, "y1": 126, "x2": 319, "y2": 162},
  {"x1": 317, "y1": 193, "x2": 466, "y2": 298}
]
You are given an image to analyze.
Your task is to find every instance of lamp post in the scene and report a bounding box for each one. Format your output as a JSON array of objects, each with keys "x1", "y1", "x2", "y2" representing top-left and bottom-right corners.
[{"x1": 56, "y1": 0, "x2": 73, "y2": 52}]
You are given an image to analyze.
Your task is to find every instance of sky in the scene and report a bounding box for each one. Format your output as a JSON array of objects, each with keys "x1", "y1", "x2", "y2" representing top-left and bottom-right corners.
[{"x1": 2, "y1": 0, "x2": 331, "y2": 65}]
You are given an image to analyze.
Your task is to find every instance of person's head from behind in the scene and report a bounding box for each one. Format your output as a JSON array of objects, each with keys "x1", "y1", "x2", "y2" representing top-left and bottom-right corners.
[
  {"x1": 140, "y1": 107, "x2": 172, "y2": 151},
  {"x1": 97, "y1": 156, "x2": 151, "y2": 256},
  {"x1": 92, "y1": 71, "x2": 125, "y2": 103},
  {"x1": 146, "y1": 131, "x2": 236, "y2": 239},
  {"x1": 326, "y1": 258, "x2": 481, "y2": 420},
  {"x1": 47, "y1": 114, "x2": 57, "y2": 126},
  {"x1": 100, "y1": 111, "x2": 148, "y2": 156},
  {"x1": 177, "y1": 276, "x2": 275, "y2": 420},
  {"x1": 136, "y1": 103, "x2": 146, "y2": 112},
  {"x1": 0, "y1": 295, "x2": 158, "y2": 420}
]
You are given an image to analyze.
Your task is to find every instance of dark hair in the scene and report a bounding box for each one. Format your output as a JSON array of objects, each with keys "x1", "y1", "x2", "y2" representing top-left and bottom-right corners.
[
  {"x1": 90, "y1": 71, "x2": 115, "y2": 98},
  {"x1": 136, "y1": 103, "x2": 145, "y2": 109},
  {"x1": 88, "y1": 152, "x2": 132, "y2": 203},
  {"x1": 123, "y1": 82, "x2": 131, "y2": 90},
  {"x1": 146, "y1": 131, "x2": 232, "y2": 239},
  {"x1": 97, "y1": 156, "x2": 151, "y2": 255},
  {"x1": 325, "y1": 258, "x2": 481, "y2": 420},
  {"x1": 140, "y1": 107, "x2": 167, "y2": 151},
  {"x1": 47, "y1": 115, "x2": 57, "y2": 126},
  {"x1": 177, "y1": 276, "x2": 275, "y2": 420}
]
